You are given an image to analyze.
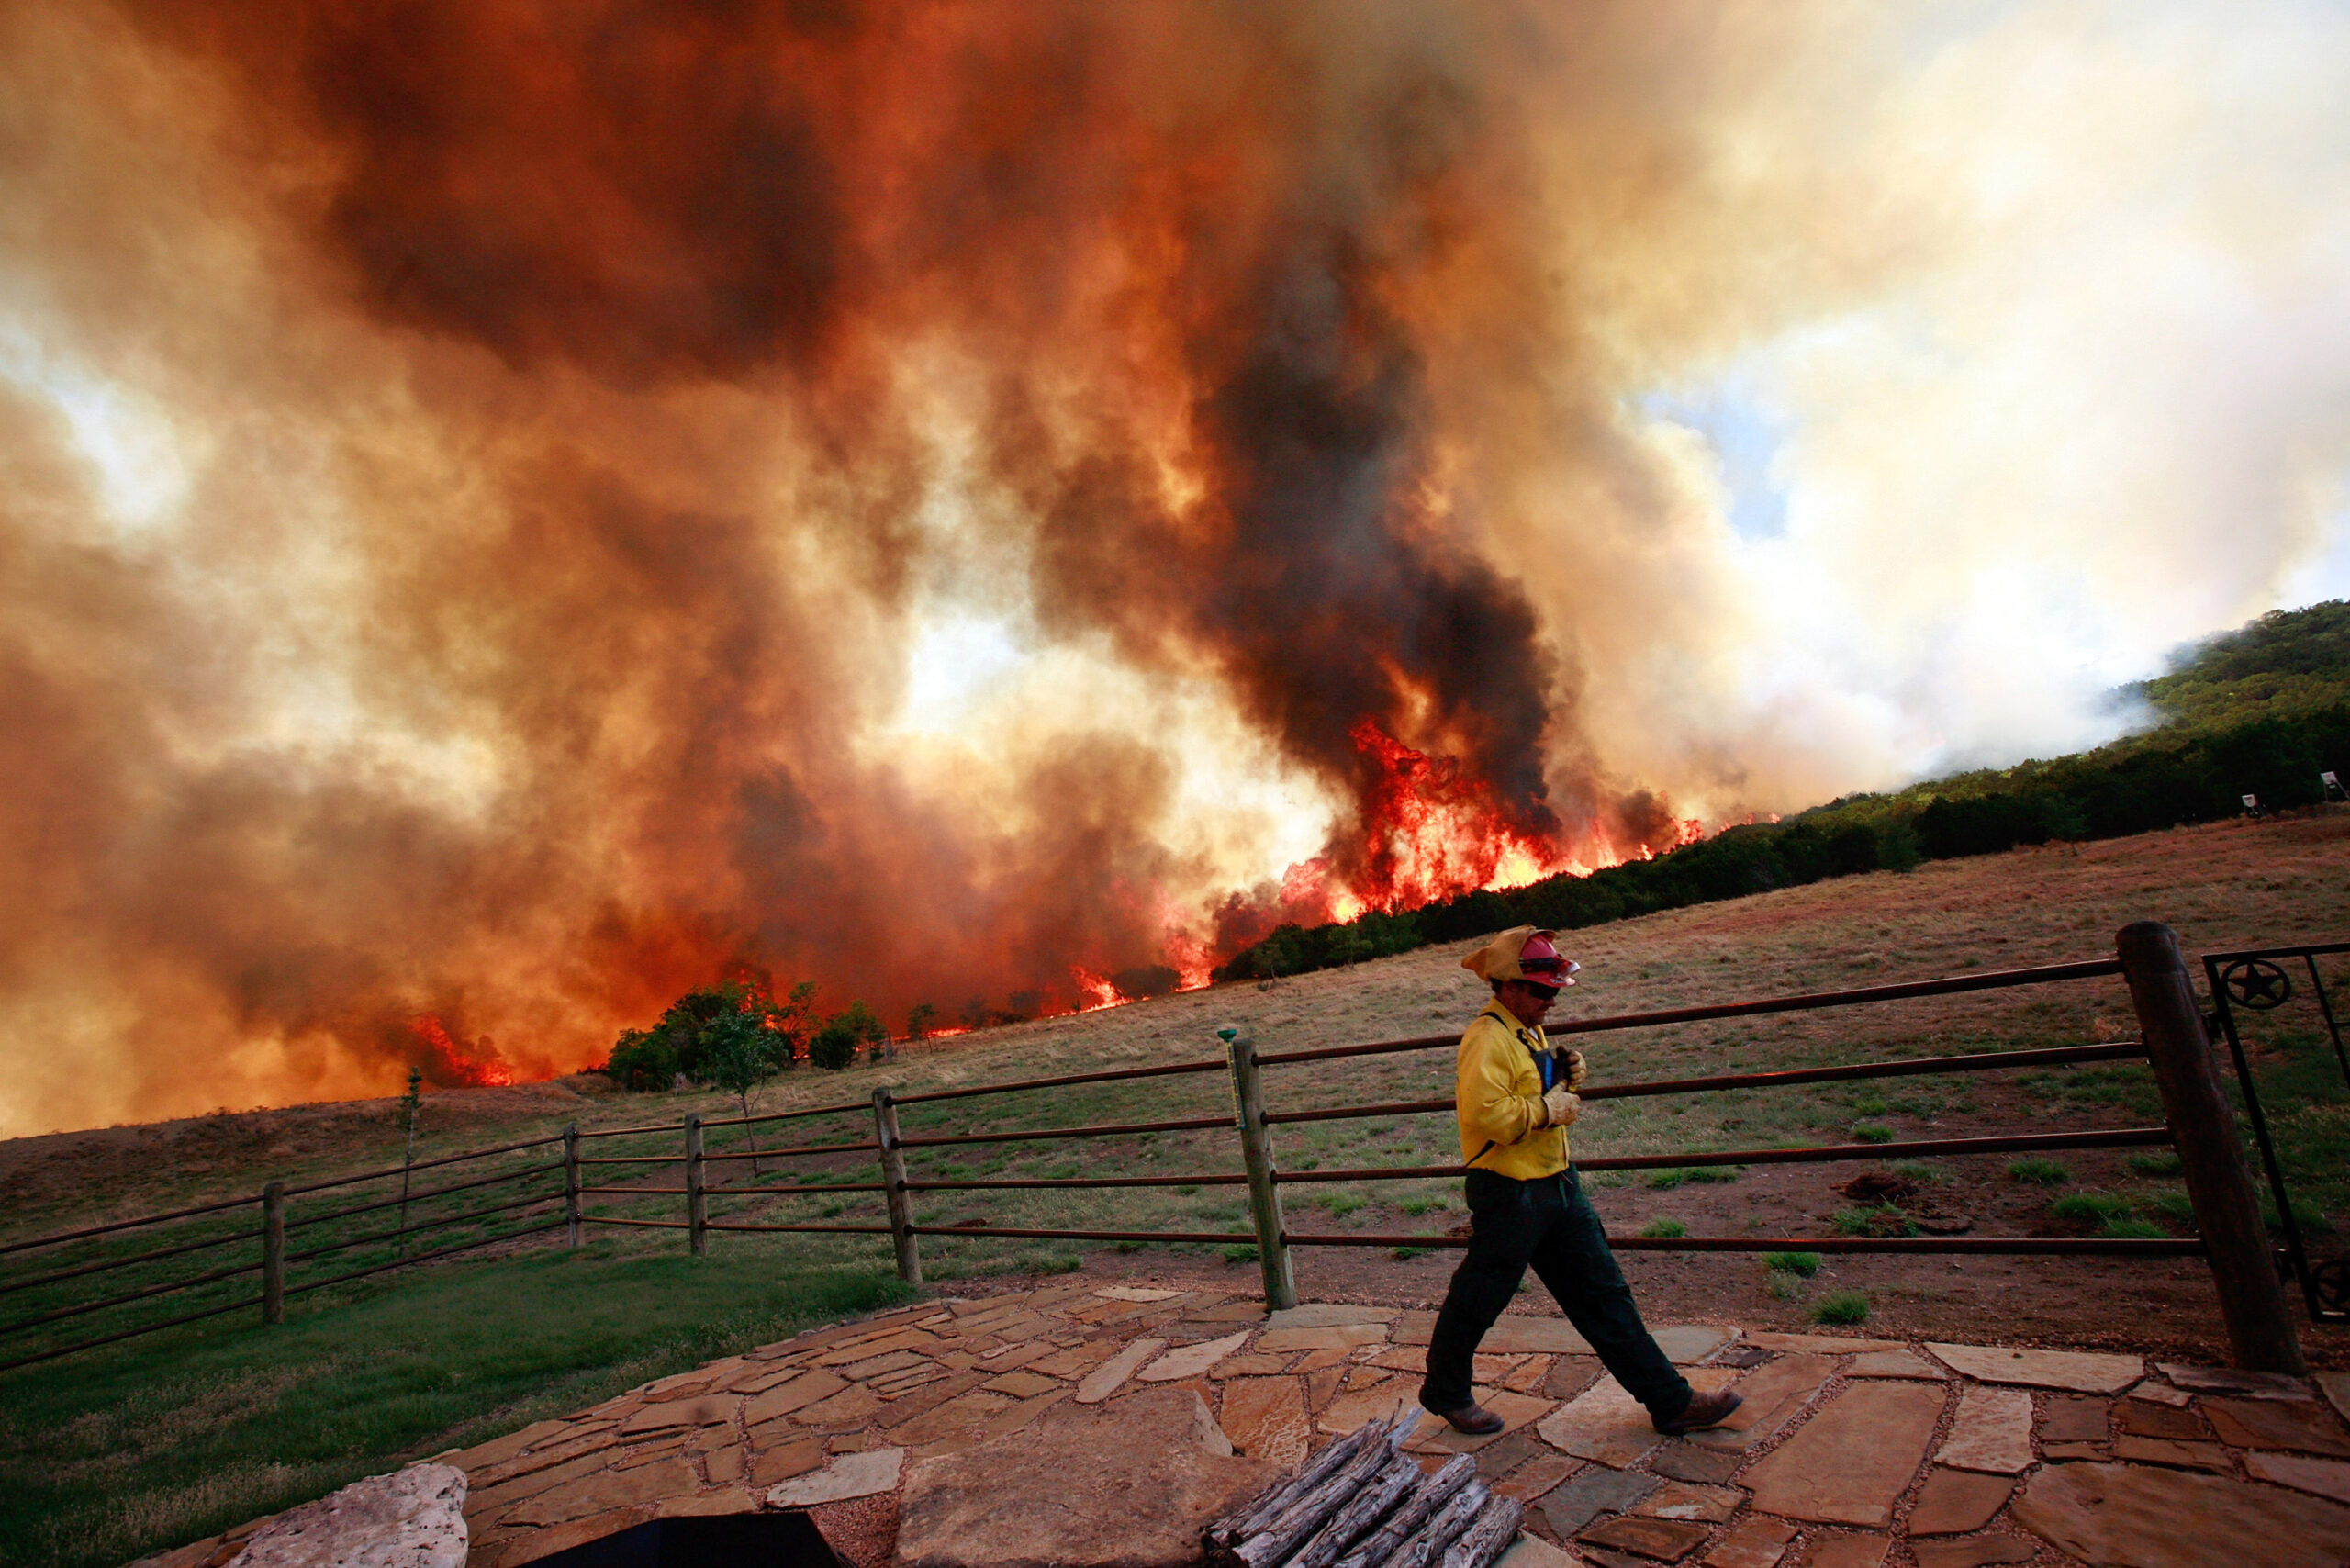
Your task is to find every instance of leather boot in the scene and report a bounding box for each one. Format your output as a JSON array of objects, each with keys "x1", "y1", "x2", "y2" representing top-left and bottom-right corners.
[
  {"x1": 1653, "y1": 1388, "x2": 1742, "y2": 1436},
  {"x1": 1424, "y1": 1400, "x2": 1506, "y2": 1436}
]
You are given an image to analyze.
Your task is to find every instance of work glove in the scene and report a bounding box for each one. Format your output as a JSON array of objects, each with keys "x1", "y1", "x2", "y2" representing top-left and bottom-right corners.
[
  {"x1": 1541, "y1": 1086, "x2": 1581, "y2": 1129},
  {"x1": 1553, "y1": 1047, "x2": 1588, "y2": 1093}
]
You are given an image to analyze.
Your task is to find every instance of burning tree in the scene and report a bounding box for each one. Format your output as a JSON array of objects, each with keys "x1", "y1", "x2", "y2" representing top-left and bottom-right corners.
[{"x1": 603, "y1": 980, "x2": 810, "y2": 1092}]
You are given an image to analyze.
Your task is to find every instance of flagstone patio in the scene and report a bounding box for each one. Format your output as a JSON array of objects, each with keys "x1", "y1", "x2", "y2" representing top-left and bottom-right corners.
[{"x1": 140, "y1": 1282, "x2": 2350, "y2": 1568}]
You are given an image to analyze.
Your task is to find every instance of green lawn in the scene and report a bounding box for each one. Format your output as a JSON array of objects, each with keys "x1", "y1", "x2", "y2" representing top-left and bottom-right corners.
[{"x1": 0, "y1": 1243, "x2": 912, "y2": 1568}]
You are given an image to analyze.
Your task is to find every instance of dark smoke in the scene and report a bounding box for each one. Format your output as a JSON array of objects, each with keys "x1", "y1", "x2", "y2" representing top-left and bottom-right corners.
[{"x1": 2, "y1": 0, "x2": 1668, "y2": 1131}]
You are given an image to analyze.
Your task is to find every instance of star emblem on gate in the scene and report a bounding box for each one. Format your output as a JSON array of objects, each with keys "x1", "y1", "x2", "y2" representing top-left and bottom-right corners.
[{"x1": 2221, "y1": 958, "x2": 2294, "y2": 1011}]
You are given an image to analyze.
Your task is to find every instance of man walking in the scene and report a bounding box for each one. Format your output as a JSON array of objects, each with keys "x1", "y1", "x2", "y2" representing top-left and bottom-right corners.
[{"x1": 1418, "y1": 925, "x2": 1741, "y2": 1438}]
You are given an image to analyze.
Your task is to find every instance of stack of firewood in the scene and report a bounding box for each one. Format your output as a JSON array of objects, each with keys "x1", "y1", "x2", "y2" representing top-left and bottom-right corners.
[{"x1": 1205, "y1": 1408, "x2": 1522, "y2": 1568}]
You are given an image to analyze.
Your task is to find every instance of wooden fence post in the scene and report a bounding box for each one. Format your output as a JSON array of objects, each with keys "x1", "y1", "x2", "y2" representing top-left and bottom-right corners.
[
  {"x1": 563, "y1": 1124, "x2": 581, "y2": 1248},
  {"x1": 685, "y1": 1114, "x2": 708, "y2": 1257},
  {"x1": 261, "y1": 1182, "x2": 285, "y2": 1327},
  {"x1": 872, "y1": 1087, "x2": 923, "y2": 1285},
  {"x1": 2117, "y1": 921, "x2": 2305, "y2": 1373},
  {"x1": 1227, "y1": 1030, "x2": 1298, "y2": 1311}
]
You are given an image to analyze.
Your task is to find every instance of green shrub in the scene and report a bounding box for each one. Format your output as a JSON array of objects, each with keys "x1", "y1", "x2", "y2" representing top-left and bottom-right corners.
[
  {"x1": 1642, "y1": 1218, "x2": 1687, "y2": 1239},
  {"x1": 1221, "y1": 1243, "x2": 1259, "y2": 1264},
  {"x1": 2008, "y1": 1158, "x2": 2072, "y2": 1185},
  {"x1": 1645, "y1": 1167, "x2": 1740, "y2": 1189},
  {"x1": 1851, "y1": 1123, "x2": 1895, "y2": 1145},
  {"x1": 1833, "y1": 1204, "x2": 1917, "y2": 1238},
  {"x1": 2101, "y1": 1218, "x2": 2171, "y2": 1239},
  {"x1": 1764, "y1": 1251, "x2": 1822, "y2": 1277},
  {"x1": 1398, "y1": 1195, "x2": 1449, "y2": 1216},
  {"x1": 2051, "y1": 1193, "x2": 2133, "y2": 1224},
  {"x1": 2126, "y1": 1150, "x2": 2185, "y2": 1177},
  {"x1": 603, "y1": 1026, "x2": 679, "y2": 1092},
  {"x1": 1318, "y1": 1193, "x2": 1367, "y2": 1218},
  {"x1": 1886, "y1": 1160, "x2": 1948, "y2": 1184},
  {"x1": 1391, "y1": 1246, "x2": 1433, "y2": 1260},
  {"x1": 1765, "y1": 1273, "x2": 1804, "y2": 1301},
  {"x1": 2153, "y1": 1191, "x2": 2199, "y2": 1227},
  {"x1": 1849, "y1": 1096, "x2": 1890, "y2": 1117},
  {"x1": 808, "y1": 1000, "x2": 886, "y2": 1070},
  {"x1": 1813, "y1": 1291, "x2": 1871, "y2": 1326}
]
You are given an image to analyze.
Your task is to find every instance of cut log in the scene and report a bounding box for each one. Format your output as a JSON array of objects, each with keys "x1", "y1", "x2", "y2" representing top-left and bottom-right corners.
[
  {"x1": 1333, "y1": 1454, "x2": 1476, "y2": 1568},
  {"x1": 1283, "y1": 1448, "x2": 1427, "y2": 1568},
  {"x1": 1437, "y1": 1495, "x2": 1522, "y2": 1568},
  {"x1": 1236, "y1": 1422, "x2": 1411, "y2": 1568},
  {"x1": 1210, "y1": 1404, "x2": 1394, "y2": 1547},
  {"x1": 1380, "y1": 1479, "x2": 1490, "y2": 1568}
]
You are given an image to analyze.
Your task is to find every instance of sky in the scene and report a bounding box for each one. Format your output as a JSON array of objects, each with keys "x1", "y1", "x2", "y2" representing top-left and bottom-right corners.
[{"x1": 1, "y1": 0, "x2": 2347, "y2": 1135}]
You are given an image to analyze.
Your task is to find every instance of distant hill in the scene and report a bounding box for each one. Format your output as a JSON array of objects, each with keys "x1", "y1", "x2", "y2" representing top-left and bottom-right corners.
[
  {"x1": 2132, "y1": 599, "x2": 2350, "y2": 731},
  {"x1": 1218, "y1": 599, "x2": 2350, "y2": 982}
]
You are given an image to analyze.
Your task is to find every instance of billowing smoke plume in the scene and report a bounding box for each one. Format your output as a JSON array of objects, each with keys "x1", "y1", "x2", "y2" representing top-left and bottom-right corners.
[{"x1": 5, "y1": 1, "x2": 2348, "y2": 1134}]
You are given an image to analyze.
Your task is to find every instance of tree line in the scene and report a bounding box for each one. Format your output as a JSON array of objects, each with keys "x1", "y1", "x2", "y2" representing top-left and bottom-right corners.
[{"x1": 601, "y1": 979, "x2": 889, "y2": 1106}]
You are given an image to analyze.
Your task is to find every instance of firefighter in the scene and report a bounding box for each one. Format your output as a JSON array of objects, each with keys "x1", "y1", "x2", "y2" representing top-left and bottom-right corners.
[{"x1": 1417, "y1": 925, "x2": 1742, "y2": 1438}]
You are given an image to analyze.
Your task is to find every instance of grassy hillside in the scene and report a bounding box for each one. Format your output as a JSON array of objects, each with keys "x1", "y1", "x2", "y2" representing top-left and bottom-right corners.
[
  {"x1": 8, "y1": 815, "x2": 2347, "y2": 1321},
  {"x1": 1221, "y1": 599, "x2": 2350, "y2": 983}
]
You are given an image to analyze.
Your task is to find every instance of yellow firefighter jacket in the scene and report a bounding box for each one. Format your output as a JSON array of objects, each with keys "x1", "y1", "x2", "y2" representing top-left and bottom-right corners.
[{"x1": 1455, "y1": 998, "x2": 1568, "y2": 1180}]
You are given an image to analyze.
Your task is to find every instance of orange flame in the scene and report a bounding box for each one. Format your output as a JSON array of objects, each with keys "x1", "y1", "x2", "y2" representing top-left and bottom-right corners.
[
  {"x1": 1071, "y1": 968, "x2": 1122, "y2": 1012},
  {"x1": 1235, "y1": 723, "x2": 1718, "y2": 937},
  {"x1": 1159, "y1": 932, "x2": 1216, "y2": 991},
  {"x1": 408, "y1": 1014, "x2": 516, "y2": 1088},
  {"x1": 1339, "y1": 721, "x2": 1580, "y2": 914}
]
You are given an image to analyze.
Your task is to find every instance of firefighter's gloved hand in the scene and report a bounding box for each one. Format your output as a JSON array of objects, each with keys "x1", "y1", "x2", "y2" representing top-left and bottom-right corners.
[
  {"x1": 1554, "y1": 1048, "x2": 1588, "y2": 1092},
  {"x1": 1541, "y1": 1087, "x2": 1581, "y2": 1129}
]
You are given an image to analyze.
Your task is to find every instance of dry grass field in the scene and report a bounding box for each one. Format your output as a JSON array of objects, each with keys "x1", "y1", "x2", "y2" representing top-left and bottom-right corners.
[{"x1": 6, "y1": 810, "x2": 2349, "y2": 1367}]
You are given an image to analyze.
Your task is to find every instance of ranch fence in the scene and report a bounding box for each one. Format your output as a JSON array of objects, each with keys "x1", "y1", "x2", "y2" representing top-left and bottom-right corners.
[{"x1": 0, "y1": 920, "x2": 2314, "y2": 1376}]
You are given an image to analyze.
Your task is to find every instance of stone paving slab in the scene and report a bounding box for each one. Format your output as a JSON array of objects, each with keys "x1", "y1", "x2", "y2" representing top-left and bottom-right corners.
[
  {"x1": 1931, "y1": 1386, "x2": 2031, "y2": 1474},
  {"x1": 1844, "y1": 1350, "x2": 1936, "y2": 1380},
  {"x1": 2158, "y1": 1362, "x2": 2319, "y2": 1400},
  {"x1": 2013, "y1": 1461, "x2": 2350, "y2": 1568},
  {"x1": 1925, "y1": 1343, "x2": 2143, "y2": 1394},
  {"x1": 137, "y1": 1282, "x2": 2350, "y2": 1568},
  {"x1": 1743, "y1": 1381, "x2": 1944, "y2": 1529},
  {"x1": 1906, "y1": 1470, "x2": 2011, "y2": 1537},
  {"x1": 2248, "y1": 1450, "x2": 2350, "y2": 1504},
  {"x1": 2205, "y1": 1393, "x2": 2350, "y2": 1455}
]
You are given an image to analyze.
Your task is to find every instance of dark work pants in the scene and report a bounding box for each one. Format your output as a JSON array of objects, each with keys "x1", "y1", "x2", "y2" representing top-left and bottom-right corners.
[{"x1": 1419, "y1": 1168, "x2": 1692, "y2": 1421}]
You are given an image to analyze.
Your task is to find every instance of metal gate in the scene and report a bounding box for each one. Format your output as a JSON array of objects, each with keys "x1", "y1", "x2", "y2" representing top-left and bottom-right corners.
[{"x1": 2201, "y1": 939, "x2": 2350, "y2": 1322}]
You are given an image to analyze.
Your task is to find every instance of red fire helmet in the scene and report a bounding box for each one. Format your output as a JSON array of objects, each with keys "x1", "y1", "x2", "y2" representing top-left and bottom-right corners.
[{"x1": 1516, "y1": 931, "x2": 1581, "y2": 990}]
